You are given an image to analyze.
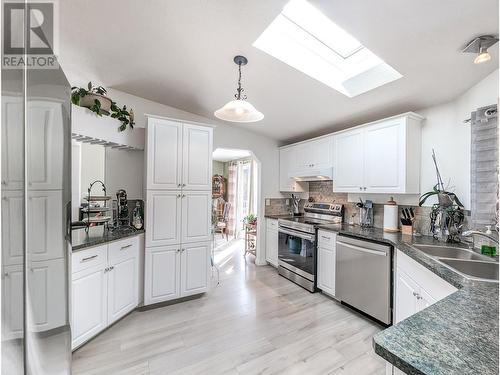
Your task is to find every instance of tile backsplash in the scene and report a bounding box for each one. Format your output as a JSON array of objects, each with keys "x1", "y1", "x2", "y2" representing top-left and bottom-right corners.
[{"x1": 265, "y1": 181, "x2": 469, "y2": 236}]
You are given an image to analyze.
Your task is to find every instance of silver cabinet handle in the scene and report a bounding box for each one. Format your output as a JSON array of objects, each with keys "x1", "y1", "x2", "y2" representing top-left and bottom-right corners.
[
  {"x1": 1, "y1": 181, "x2": 5, "y2": 185},
  {"x1": 412, "y1": 291, "x2": 422, "y2": 299},
  {"x1": 81, "y1": 255, "x2": 98, "y2": 262},
  {"x1": 321, "y1": 235, "x2": 331, "y2": 240},
  {"x1": 120, "y1": 244, "x2": 132, "y2": 250},
  {"x1": 4, "y1": 272, "x2": 9, "y2": 277},
  {"x1": 336, "y1": 241, "x2": 388, "y2": 256},
  {"x1": 182, "y1": 183, "x2": 186, "y2": 187},
  {"x1": 359, "y1": 187, "x2": 362, "y2": 190},
  {"x1": 176, "y1": 249, "x2": 180, "y2": 252},
  {"x1": 363, "y1": 187, "x2": 367, "y2": 191},
  {"x1": 177, "y1": 183, "x2": 181, "y2": 187},
  {"x1": 109, "y1": 266, "x2": 114, "y2": 271},
  {"x1": 181, "y1": 194, "x2": 185, "y2": 198},
  {"x1": 181, "y1": 248, "x2": 185, "y2": 252}
]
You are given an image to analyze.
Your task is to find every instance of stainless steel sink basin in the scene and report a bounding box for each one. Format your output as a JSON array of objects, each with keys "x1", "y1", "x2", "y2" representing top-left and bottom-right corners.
[
  {"x1": 413, "y1": 245, "x2": 489, "y2": 261},
  {"x1": 438, "y1": 258, "x2": 499, "y2": 281}
]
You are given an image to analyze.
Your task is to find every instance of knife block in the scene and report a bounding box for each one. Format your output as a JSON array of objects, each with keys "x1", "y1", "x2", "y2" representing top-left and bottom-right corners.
[{"x1": 401, "y1": 224, "x2": 413, "y2": 236}]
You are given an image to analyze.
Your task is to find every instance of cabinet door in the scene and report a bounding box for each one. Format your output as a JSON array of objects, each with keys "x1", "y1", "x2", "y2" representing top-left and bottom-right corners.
[
  {"x1": 182, "y1": 124, "x2": 213, "y2": 191},
  {"x1": 28, "y1": 258, "x2": 66, "y2": 332},
  {"x1": 146, "y1": 118, "x2": 182, "y2": 190},
  {"x1": 180, "y1": 242, "x2": 210, "y2": 297},
  {"x1": 27, "y1": 101, "x2": 64, "y2": 190},
  {"x1": 27, "y1": 190, "x2": 64, "y2": 261},
  {"x1": 332, "y1": 129, "x2": 365, "y2": 192},
  {"x1": 306, "y1": 137, "x2": 334, "y2": 170},
  {"x1": 363, "y1": 119, "x2": 405, "y2": 193},
  {"x1": 146, "y1": 190, "x2": 181, "y2": 247},
  {"x1": 317, "y1": 246, "x2": 336, "y2": 296},
  {"x1": 416, "y1": 288, "x2": 437, "y2": 312},
  {"x1": 107, "y1": 251, "x2": 138, "y2": 325},
  {"x1": 72, "y1": 265, "x2": 107, "y2": 349},
  {"x1": 265, "y1": 228, "x2": 278, "y2": 267},
  {"x1": 144, "y1": 245, "x2": 180, "y2": 305},
  {"x1": 1, "y1": 97, "x2": 24, "y2": 190},
  {"x1": 1, "y1": 191, "x2": 24, "y2": 266},
  {"x1": 2, "y1": 265, "x2": 24, "y2": 340},
  {"x1": 395, "y1": 268, "x2": 419, "y2": 323},
  {"x1": 279, "y1": 147, "x2": 307, "y2": 192},
  {"x1": 181, "y1": 191, "x2": 211, "y2": 244}
]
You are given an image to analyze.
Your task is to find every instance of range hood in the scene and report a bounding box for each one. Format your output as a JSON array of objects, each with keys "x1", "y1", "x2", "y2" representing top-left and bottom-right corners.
[{"x1": 288, "y1": 167, "x2": 333, "y2": 181}]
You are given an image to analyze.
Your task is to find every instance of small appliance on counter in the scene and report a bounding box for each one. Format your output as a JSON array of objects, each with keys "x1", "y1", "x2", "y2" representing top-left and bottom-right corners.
[
  {"x1": 291, "y1": 194, "x2": 301, "y2": 216},
  {"x1": 116, "y1": 189, "x2": 129, "y2": 227}
]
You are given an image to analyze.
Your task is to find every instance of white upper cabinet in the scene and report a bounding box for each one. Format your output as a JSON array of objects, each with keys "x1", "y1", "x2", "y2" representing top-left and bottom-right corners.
[
  {"x1": 2, "y1": 191, "x2": 24, "y2": 266},
  {"x1": 332, "y1": 129, "x2": 365, "y2": 192},
  {"x1": 295, "y1": 136, "x2": 333, "y2": 171},
  {"x1": 146, "y1": 117, "x2": 213, "y2": 191},
  {"x1": 146, "y1": 118, "x2": 182, "y2": 190},
  {"x1": 181, "y1": 191, "x2": 211, "y2": 244},
  {"x1": 182, "y1": 124, "x2": 213, "y2": 191},
  {"x1": 27, "y1": 101, "x2": 64, "y2": 190},
  {"x1": 146, "y1": 190, "x2": 181, "y2": 247},
  {"x1": 279, "y1": 147, "x2": 308, "y2": 192},
  {"x1": 333, "y1": 113, "x2": 423, "y2": 194},
  {"x1": 1, "y1": 97, "x2": 24, "y2": 190}
]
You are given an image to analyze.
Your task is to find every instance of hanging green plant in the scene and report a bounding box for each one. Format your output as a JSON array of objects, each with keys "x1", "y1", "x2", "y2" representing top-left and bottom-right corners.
[{"x1": 71, "y1": 82, "x2": 135, "y2": 132}]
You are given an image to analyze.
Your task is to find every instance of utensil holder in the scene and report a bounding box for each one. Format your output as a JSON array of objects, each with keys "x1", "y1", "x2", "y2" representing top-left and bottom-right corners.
[{"x1": 401, "y1": 225, "x2": 413, "y2": 236}]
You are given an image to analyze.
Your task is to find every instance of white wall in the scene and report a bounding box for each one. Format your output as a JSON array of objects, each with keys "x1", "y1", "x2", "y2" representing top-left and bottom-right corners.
[{"x1": 80, "y1": 143, "x2": 105, "y2": 198}]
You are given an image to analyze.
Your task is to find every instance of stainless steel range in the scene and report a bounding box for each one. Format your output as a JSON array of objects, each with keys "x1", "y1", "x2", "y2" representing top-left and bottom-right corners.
[{"x1": 277, "y1": 202, "x2": 343, "y2": 292}]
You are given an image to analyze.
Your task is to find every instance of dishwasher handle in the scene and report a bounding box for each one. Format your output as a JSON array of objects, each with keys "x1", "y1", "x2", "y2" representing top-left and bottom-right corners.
[{"x1": 336, "y1": 240, "x2": 388, "y2": 256}]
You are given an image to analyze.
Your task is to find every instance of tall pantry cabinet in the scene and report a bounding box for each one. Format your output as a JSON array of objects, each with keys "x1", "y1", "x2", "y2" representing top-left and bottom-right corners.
[{"x1": 144, "y1": 116, "x2": 213, "y2": 305}]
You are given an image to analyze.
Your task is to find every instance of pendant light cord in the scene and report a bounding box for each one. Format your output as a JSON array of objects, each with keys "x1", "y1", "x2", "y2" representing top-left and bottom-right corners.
[{"x1": 234, "y1": 62, "x2": 247, "y2": 100}]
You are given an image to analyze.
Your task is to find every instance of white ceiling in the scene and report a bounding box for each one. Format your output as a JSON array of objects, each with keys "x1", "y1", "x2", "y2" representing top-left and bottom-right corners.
[
  {"x1": 59, "y1": 0, "x2": 499, "y2": 143},
  {"x1": 212, "y1": 148, "x2": 251, "y2": 162}
]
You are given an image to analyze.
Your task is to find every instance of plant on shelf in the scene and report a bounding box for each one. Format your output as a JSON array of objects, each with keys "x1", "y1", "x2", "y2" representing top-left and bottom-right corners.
[
  {"x1": 419, "y1": 149, "x2": 464, "y2": 242},
  {"x1": 71, "y1": 82, "x2": 135, "y2": 132},
  {"x1": 243, "y1": 213, "x2": 257, "y2": 226}
]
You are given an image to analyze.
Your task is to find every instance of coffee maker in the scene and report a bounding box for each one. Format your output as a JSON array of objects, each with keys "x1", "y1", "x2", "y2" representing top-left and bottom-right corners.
[{"x1": 116, "y1": 189, "x2": 129, "y2": 227}]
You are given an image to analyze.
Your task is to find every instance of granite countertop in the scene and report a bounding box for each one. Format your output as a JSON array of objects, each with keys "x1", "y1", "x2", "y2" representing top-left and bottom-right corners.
[
  {"x1": 318, "y1": 224, "x2": 499, "y2": 375},
  {"x1": 72, "y1": 226, "x2": 145, "y2": 251}
]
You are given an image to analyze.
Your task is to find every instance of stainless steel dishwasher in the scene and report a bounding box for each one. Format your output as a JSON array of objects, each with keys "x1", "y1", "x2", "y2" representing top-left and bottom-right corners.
[{"x1": 335, "y1": 235, "x2": 392, "y2": 325}]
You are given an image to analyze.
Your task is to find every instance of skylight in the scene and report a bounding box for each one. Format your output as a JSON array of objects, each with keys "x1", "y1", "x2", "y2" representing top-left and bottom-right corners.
[{"x1": 253, "y1": 0, "x2": 402, "y2": 97}]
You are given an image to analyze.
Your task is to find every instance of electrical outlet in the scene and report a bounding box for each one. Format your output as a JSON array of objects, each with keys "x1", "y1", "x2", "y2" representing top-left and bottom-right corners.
[
  {"x1": 265, "y1": 198, "x2": 271, "y2": 206},
  {"x1": 285, "y1": 199, "x2": 290, "y2": 205}
]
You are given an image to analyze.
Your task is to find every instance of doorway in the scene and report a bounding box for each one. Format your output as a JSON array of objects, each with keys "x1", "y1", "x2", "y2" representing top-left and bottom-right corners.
[{"x1": 211, "y1": 148, "x2": 260, "y2": 262}]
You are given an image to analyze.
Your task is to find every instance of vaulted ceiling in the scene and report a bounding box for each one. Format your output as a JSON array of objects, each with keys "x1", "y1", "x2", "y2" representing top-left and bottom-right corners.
[{"x1": 59, "y1": 0, "x2": 498, "y2": 143}]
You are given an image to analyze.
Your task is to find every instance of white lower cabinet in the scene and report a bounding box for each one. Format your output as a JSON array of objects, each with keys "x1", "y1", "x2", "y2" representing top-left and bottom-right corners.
[
  {"x1": 317, "y1": 230, "x2": 337, "y2": 297},
  {"x1": 2, "y1": 264, "x2": 24, "y2": 340},
  {"x1": 386, "y1": 249, "x2": 458, "y2": 374},
  {"x1": 265, "y1": 219, "x2": 278, "y2": 267},
  {"x1": 144, "y1": 241, "x2": 210, "y2": 306},
  {"x1": 71, "y1": 237, "x2": 139, "y2": 350}
]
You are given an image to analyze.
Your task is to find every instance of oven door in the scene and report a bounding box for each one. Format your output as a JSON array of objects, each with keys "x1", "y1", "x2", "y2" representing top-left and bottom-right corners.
[{"x1": 278, "y1": 226, "x2": 316, "y2": 283}]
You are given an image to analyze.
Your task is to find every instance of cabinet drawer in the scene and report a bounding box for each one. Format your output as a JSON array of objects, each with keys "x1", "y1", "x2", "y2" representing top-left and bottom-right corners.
[
  {"x1": 108, "y1": 236, "x2": 139, "y2": 264},
  {"x1": 72, "y1": 245, "x2": 107, "y2": 274},
  {"x1": 266, "y1": 219, "x2": 278, "y2": 230},
  {"x1": 318, "y1": 230, "x2": 336, "y2": 248}
]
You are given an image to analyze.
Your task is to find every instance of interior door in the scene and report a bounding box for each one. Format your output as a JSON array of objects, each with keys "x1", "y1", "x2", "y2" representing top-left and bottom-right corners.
[
  {"x1": 26, "y1": 101, "x2": 64, "y2": 190},
  {"x1": 146, "y1": 118, "x2": 182, "y2": 190},
  {"x1": 332, "y1": 129, "x2": 365, "y2": 192},
  {"x1": 107, "y1": 255, "x2": 138, "y2": 325},
  {"x1": 182, "y1": 124, "x2": 212, "y2": 191},
  {"x1": 146, "y1": 190, "x2": 181, "y2": 247},
  {"x1": 144, "y1": 245, "x2": 180, "y2": 305},
  {"x1": 364, "y1": 119, "x2": 405, "y2": 193},
  {"x1": 180, "y1": 242, "x2": 209, "y2": 297},
  {"x1": 181, "y1": 191, "x2": 211, "y2": 244}
]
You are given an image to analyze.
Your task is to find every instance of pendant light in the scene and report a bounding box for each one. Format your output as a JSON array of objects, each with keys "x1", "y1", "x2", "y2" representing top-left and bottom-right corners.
[{"x1": 214, "y1": 55, "x2": 264, "y2": 123}]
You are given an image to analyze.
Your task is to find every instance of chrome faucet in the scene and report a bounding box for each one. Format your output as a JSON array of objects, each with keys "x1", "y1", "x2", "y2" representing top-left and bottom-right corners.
[{"x1": 461, "y1": 229, "x2": 499, "y2": 250}]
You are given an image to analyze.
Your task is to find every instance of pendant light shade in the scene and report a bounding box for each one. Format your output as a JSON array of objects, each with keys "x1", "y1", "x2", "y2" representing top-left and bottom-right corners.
[{"x1": 214, "y1": 55, "x2": 264, "y2": 123}]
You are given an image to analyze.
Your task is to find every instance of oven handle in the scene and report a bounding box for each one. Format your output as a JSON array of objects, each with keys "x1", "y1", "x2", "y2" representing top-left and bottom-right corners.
[
  {"x1": 278, "y1": 227, "x2": 316, "y2": 242},
  {"x1": 337, "y1": 241, "x2": 388, "y2": 256}
]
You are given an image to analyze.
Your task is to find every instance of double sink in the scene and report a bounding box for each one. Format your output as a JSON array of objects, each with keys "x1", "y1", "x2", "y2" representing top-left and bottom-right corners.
[{"x1": 413, "y1": 244, "x2": 499, "y2": 282}]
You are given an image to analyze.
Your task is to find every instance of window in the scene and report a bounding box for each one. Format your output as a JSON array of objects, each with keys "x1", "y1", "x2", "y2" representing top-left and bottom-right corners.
[{"x1": 253, "y1": 0, "x2": 403, "y2": 97}]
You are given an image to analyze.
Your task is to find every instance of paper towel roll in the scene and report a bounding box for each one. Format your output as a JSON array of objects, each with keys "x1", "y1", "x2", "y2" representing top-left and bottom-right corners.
[{"x1": 383, "y1": 204, "x2": 399, "y2": 232}]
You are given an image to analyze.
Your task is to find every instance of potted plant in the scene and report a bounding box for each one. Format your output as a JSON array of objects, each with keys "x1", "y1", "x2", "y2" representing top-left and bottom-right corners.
[
  {"x1": 71, "y1": 82, "x2": 112, "y2": 115},
  {"x1": 71, "y1": 82, "x2": 135, "y2": 132},
  {"x1": 243, "y1": 213, "x2": 257, "y2": 226}
]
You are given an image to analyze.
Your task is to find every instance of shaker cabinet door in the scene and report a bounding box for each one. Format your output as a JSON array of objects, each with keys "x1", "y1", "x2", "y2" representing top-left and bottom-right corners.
[
  {"x1": 1, "y1": 97, "x2": 24, "y2": 190},
  {"x1": 146, "y1": 118, "x2": 182, "y2": 190},
  {"x1": 180, "y1": 242, "x2": 210, "y2": 297},
  {"x1": 181, "y1": 191, "x2": 211, "y2": 244},
  {"x1": 1, "y1": 191, "x2": 24, "y2": 266},
  {"x1": 182, "y1": 124, "x2": 213, "y2": 191},
  {"x1": 146, "y1": 190, "x2": 181, "y2": 247},
  {"x1": 107, "y1": 253, "x2": 138, "y2": 325},
  {"x1": 2, "y1": 265, "x2": 24, "y2": 340},
  {"x1": 144, "y1": 245, "x2": 181, "y2": 305},
  {"x1": 332, "y1": 129, "x2": 365, "y2": 192}
]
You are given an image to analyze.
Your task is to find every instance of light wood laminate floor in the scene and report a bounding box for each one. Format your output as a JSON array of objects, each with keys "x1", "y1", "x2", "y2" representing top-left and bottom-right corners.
[{"x1": 72, "y1": 240, "x2": 386, "y2": 375}]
